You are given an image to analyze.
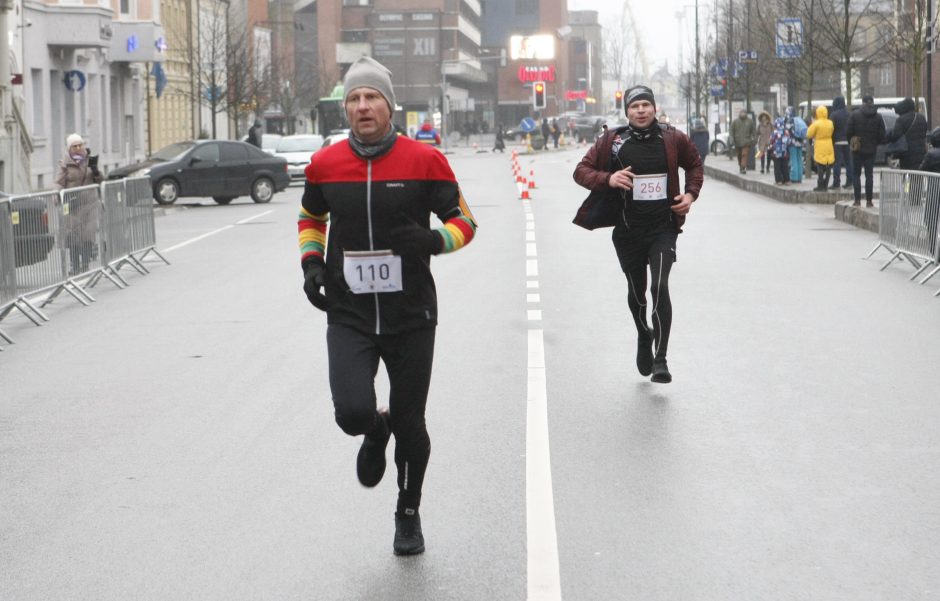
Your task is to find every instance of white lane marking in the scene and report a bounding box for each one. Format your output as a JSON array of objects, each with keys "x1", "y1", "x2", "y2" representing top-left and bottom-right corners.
[
  {"x1": 527, "y1": 280, "x2": 540, "y2": 289},
  {"x1": 527, "y1": 328, "x2": 562, "y2": 600},
  {"x1": 526, "y1": 259, "x2": 539, "y2": 277},
  {"x1": 527, "y1": 293, "x2": 541, "y2": 303},
  {"x1": 526, "y1": 222, "x2": 535, "y2": 231},
  {"x1": 527, "y1": 309, "x2": 543, "y2": 321},
  {"x1": 526, "y1": 231, "x2": 536, "y2": 241},
  {"x1": 235, "y1": 210, "x2": 274, "y2": 225},
  {"x1": 162, "y1": 225, "x2": 234, "y2": 253},
  {"x1": 526, "y1": 213, "x2": 535, "y2": 221},
  {"x1": 527, "y1": 243, "x2": 538, "y2": 257}
]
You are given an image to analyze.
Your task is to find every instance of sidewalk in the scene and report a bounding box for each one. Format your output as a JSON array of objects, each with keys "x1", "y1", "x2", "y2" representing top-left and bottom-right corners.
[{"x1": 704, "y1": 153, "x2": 882, "y2": 233}]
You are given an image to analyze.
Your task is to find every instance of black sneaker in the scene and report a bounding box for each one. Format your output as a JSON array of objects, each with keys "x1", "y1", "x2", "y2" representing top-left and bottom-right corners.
[
  {"x1": 357, "y1": 411, "x2": 391, "y2": 488},
  {"x1": 394, "y1": 510, "x2": 425, "y2": 556},
  {"x1": 636, "y1": 334, "x2": 653, "y2": 376},
  {"x1": 842, "y1": 183, "x2": 852, "y2": 189},
  {"x1": 651, "y1": 359, "x2": 672, "y2": 384}
]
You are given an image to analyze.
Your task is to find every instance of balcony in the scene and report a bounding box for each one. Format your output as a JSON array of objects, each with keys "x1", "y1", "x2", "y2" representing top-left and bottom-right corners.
[{"x1": 42, "y1": 5, "x2": 114, "y2": 49}]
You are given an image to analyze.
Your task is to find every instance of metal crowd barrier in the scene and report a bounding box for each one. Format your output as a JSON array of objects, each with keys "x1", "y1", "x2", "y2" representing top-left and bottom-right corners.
[
  {"x1": 0, "y1": 176, "x2": 168, "y2": 349},
  {"x1": 870, "y1": 170, "x2": 940, "y2": 296}
]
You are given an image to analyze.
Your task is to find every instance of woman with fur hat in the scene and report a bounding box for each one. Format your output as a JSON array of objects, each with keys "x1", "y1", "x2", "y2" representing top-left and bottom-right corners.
[{"x1": 55, "y1": 134, "x2": 102, "y2": 274}]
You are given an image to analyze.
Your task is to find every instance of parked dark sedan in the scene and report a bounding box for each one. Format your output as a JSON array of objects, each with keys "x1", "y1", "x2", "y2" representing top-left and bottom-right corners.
[
  {"x1": 2, "y1": 193, "x2": 55, "y2": 268},
  {"x1": 108, "y1": 140, "x2": 291, "y2": 205}
]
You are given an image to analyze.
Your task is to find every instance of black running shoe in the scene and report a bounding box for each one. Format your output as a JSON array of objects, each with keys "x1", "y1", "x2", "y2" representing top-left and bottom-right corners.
[
  {"x1": 636, "y1": 334, "x2": 653, "y2": 376},
  {"x1": 394, "y1": 510, "x2": 425, "y2": 556},
  {"x1": 357, "y1": 411, "x2": 391, "y2": 487},
  {"x1": 651, "y1": 359, "x2": 672, "y2": 384}
]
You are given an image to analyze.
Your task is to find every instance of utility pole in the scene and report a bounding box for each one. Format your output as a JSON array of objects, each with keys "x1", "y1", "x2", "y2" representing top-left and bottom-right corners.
[
  {"x1": 745, "y1": 0, "x2": 751, "y2": 112},
  {"x1": 695, "y1": 0, "x2": 702, "y2": 117},
  {"x1": 726, "y1": 0, "x2": 733, "y2": 127}
]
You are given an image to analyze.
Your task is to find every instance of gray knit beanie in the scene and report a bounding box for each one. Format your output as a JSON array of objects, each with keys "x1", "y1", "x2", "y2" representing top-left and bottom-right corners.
[{"x1": 343, "y1": 56, "x2": 396, "y2": 113}]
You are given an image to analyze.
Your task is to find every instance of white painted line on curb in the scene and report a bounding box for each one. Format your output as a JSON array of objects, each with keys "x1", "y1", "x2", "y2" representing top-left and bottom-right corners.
[
  {"x1": 235, "y1": 210, "x2": 274, "y2": 225},
  {"x1": 527, "y1": 280, "x2": 540, "y2": 289},
  {"x1": 527, "y1": 328, "x2": 562, "y2": 601},
  {"x1": 527, "y1": 243, "x2": 538, "y2": 257},
  {"x1": 526, "y1": 222, "x2": 535, "y2": 230},
  {"x1": 526, "y1": 231, "x2": 536, "y2": 241},
  {"x1": 527, "y1": 309, "x2": 542, "y2": 321},
  {"x1": 162, "y1": 225, "x2": 234, "y2": 253},
  {"x1": 527, "y1": 293, "x2": 541, "y2": 303}
]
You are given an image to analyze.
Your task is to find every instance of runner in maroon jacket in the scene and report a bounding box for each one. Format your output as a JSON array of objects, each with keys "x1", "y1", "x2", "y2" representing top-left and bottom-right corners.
[{"x1": 573, "y1": 85, "x2": 703, "y2": 384}]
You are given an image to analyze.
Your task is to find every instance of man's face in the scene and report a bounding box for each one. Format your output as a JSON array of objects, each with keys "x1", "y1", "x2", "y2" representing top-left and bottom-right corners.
[
  {"x1": 626, "y1": 100, "x2": 655, "y2": 128},
  {"x1": 739, "y1": 111, "x2": 747, "y2": 120},
  {"x1": 69, "y1": 142, "x2": 85, "y2": 155},
  {"x1": 346, "y1": 87, "x2": 392, "y2": 143}
]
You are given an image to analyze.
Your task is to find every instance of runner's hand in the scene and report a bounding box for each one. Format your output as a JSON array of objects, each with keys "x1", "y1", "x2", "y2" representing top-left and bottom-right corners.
[
  {"x1": 608, "y1": 167, "x2": 635, "y2": 190},
  {"x1": 303, "y1": 259, "x2": 329, "y2": 311},
  {"x1": 388, "y1": 223, "x2": 442, "y2": 256},
  {"x1": 672, "y1": 193, "x2": 694, "y2": 216}
]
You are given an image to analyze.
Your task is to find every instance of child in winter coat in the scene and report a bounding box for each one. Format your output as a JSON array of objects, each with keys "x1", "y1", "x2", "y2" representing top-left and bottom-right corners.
[{"x1": 767, "y1": 117, "x2": 792, "y2": 185}]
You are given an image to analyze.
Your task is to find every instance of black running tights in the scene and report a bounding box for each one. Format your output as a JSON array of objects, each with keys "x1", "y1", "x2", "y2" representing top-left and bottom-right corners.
[
  {"x1": 613, "y1": 226, "x2": 678, "y2": 361},
  {"x1": 326, "y1": 324, "x2": 435, "y2": 512}
]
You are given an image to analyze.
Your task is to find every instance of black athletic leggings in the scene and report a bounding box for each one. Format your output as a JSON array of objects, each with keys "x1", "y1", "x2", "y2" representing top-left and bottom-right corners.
[
  {"x1": 326, "y1": 323, "x2": 435, "y2": 512},
  {"x1": 612, "y1": 223, "x2": 678, "y2": 361}
]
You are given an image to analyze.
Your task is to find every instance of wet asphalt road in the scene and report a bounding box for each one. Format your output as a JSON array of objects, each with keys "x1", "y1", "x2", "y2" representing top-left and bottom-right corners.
[{"x1": 2, "y1": 146, "x2": 939, "y2": 600}]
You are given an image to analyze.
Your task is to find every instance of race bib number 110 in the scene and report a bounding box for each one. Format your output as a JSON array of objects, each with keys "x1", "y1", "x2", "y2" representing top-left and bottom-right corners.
[{"x1": 343, "y1": 250, "x2": 403, "y2": 294}]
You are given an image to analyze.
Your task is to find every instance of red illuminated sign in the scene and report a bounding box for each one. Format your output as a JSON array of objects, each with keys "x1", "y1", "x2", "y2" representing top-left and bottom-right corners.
[
  {"x1": 565, "y1": 90, "x2": 587, "y2": 100},
  {"x1": 517, "y1": 65, "x2": 556, "y2": 83}
]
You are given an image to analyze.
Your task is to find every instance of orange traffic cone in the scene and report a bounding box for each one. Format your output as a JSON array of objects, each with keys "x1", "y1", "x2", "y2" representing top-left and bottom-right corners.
[
  {"x1": 521, "y1": 188, "x2": 530, "y2": 200},
  {"x1": 528, "y1": 170, "x2": 537, "y2": 189}
]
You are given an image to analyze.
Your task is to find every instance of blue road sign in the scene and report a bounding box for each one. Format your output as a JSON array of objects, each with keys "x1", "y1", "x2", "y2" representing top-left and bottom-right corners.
[{"x1": 776, "y1": 18, "x2": 804, "y2": 58}]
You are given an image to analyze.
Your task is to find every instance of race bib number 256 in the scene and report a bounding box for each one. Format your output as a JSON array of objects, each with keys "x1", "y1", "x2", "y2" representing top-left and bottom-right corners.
[
  {"x1": 343, "y1": 250, "x2": 403, "y2": 294},
  {"x1": 633, "y1": 173, "x2": 668, "y2": 202}
]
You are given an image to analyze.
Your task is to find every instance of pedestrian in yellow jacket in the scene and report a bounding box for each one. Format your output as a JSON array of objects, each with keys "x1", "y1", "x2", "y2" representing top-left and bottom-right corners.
[{"x1": 807, "y1": 105, "x2": 835, "y2": 191}]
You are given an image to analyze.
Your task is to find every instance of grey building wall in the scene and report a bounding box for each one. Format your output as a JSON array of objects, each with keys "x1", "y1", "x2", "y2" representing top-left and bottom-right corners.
[{"x1": 480, "y1": 0, "x2": 540, "y2": 48}]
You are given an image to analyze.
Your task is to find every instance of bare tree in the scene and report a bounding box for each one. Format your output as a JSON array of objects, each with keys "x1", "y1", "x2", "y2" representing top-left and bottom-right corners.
[
  {"x1": 603, "y1": 22, "x2": 628, "y2": 90},
  {"x1": 881, "y1": 0, "x2": 937, "y2": 103},
  {"x1": 812, "y1": 0, "x2": 888, "y2": 106}
]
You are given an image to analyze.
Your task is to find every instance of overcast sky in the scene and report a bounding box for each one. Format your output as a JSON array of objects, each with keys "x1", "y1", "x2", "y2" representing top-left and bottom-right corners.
[{"x1": 567, "y1": 0, "x2": 716, "y2": 77}]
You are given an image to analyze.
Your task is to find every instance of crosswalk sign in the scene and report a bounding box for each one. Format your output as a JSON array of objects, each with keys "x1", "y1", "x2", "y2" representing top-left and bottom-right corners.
[{"x1": 776, "y1": 18, "x2": 803, "y2": 58}]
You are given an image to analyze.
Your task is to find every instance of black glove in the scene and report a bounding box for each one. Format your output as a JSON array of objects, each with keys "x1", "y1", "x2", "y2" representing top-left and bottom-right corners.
[
  {"x1": 388, "y1": 223, "x2": 443, "y2": 256},
  {"x1": 302, "y1": 259, "x2": 329, "y2": 311}
]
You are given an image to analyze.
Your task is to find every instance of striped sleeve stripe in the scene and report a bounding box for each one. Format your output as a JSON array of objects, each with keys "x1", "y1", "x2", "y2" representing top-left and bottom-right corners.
[
  {"x1": 298, "y1": 207, "x2": 329, "y2": 262},
  {"x1": 437, "y1": 216, "x2": 476, "y2": 253}
]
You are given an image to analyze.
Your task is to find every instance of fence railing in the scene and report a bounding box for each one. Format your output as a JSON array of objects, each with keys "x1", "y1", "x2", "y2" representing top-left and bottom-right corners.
[
  {"x1": 0, "y1": 177, "x2": 168, "y2": 349},
  {"x1": 870, "y1": 170, "x2": 940, "y2": 297}
]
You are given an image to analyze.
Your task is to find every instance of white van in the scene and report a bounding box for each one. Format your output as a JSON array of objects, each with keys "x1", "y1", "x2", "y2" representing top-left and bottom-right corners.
[{"x1": 798, "y1": 97, "x2": 927, "y2": 122}]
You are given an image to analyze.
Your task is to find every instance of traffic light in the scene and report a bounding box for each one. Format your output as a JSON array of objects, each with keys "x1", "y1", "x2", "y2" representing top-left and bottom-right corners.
[
  {"x1": 533, "y1": 81, "x2": 547, "y2": 109},
  {"x1": 615, "y1": 90, "x2": 623, "y2": 110}
]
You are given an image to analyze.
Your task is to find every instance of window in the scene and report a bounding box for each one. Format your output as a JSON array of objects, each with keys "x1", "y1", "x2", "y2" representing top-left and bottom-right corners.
[
  {"x1": 342, "y1": 30, "x2": 369, "y2": 43},
  {"x1": 30, "y1": 69, "x2": 44, "y2": 136},
  {"x1": 120, "y1": 0, "x2": 130, "y2": 15},
  {"x1": 191, "y1": 144, "x2": 220, "y2": 162},
  {"x1": 220, "y1": 143, "x2": 248, "y2": 161},
  {"x1": 516, "y1": 0, "x2": 537, "y2": 15},
  {"x1": 343, "y1": 0, "x2": 371, "y2": 5}
]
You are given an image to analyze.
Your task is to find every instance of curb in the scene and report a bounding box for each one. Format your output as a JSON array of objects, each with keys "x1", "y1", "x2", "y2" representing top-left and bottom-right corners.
[{"x1": 704, "y1": 163, "x2": 880, "y2": 233}]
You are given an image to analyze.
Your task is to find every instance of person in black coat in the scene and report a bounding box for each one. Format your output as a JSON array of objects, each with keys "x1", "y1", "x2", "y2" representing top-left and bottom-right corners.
[
  {"x1": 829, "y1": 96, "x2": 853, "y2": 188},
  {"x1": 918, "y1": 127, "x2": 940, "y2": 257},
  {"x1": 887, "y1": 97, "x2": 929, "y2": 170},
  {"x1": 846, "y1": 96, "x2": 886, "y2": 207},
  {"x1": 689, "y1": 117, "x2": 710, "y2": 163}
]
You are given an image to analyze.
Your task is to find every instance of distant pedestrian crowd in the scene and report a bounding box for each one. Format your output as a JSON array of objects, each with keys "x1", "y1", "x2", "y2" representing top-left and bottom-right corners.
[{"x1": 724, "y1": 95, "x2": 932, "y2": 208}]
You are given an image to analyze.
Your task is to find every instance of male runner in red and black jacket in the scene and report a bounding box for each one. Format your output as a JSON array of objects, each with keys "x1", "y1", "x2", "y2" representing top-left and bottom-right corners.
[{"x1": 297, "y1": 57, "x2": 476, "y2": 556}]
